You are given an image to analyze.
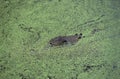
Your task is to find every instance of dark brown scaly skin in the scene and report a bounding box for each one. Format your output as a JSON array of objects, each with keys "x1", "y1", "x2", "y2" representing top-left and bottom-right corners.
[{"x1": 49, "y1": 33, "x2": 83, "y2": 46}]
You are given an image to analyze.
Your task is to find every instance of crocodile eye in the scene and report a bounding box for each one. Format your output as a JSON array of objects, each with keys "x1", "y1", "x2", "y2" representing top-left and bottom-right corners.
[{"x1": 80, "y1": 33, "x2": 82, "y2": 36}]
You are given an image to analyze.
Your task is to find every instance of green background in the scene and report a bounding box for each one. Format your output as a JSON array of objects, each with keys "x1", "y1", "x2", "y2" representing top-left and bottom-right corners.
[{"x1": 0, "y1": 0, "x2": 120, "y2": 79}]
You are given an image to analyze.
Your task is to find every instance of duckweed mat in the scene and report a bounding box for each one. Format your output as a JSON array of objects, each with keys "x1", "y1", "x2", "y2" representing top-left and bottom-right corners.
[{"x1": 0, "y1": 0, "x2": 120, "y2": 79}]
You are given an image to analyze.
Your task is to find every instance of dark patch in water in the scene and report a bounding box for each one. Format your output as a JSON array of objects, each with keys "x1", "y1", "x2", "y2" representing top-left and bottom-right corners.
[
  {"x1": 18, "y1": 24, "x2": 33, "y2": 32},
  {"x1": 71, "y1": 74, "x2": 78, "y2": 79},
  {"x1": 58, "y1": 0, "x2": 61, "y2": 2},
  {"x1": 0, "y1": 65, "x2": 6, "y2": 72},
  {"x1": 83, "y1": 64, "x2": 103, "y2": 72},
  {"x1": 91, "y1": 28, "x2": 103, "y2": 34}
]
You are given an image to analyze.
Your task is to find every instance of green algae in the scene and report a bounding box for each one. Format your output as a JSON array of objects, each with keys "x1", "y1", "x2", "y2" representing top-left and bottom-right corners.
[{"x1": 0, "y1": 0, "x2": 120, "y2": 79}]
